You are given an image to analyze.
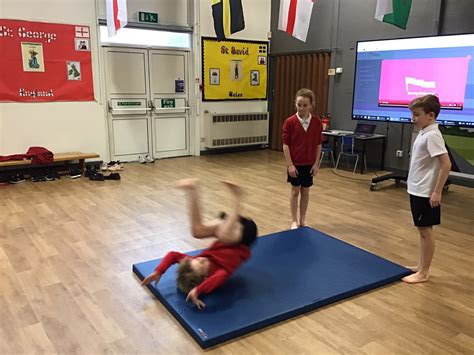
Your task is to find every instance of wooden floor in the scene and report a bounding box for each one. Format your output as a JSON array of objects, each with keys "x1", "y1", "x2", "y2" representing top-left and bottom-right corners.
[{"x1": 0, "y1": 150, "x2": 473, "y2": 354}]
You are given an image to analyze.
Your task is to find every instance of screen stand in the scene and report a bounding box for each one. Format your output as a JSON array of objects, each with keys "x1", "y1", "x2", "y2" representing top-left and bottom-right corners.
[
  {"x1": 370, "y1": 172, "x2": 408, "y2": 191},
  {"x1": 370, "y1": 126, "x2": 452, "y2": 191},
  {"x1": 370, "y1": 123, "x2": 408, "y2": 190}
]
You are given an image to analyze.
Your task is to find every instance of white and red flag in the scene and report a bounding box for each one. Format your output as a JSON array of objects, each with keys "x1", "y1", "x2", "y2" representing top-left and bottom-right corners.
[
  {"x1": 106, "y1": 0, "x2": 128, "y2": 37},
  {"x1": 75, "y1": 26, "x2": 90, "y2": 38},
  {"x1": 278, "y1": 0, "x2": 315, "y2": 42}
]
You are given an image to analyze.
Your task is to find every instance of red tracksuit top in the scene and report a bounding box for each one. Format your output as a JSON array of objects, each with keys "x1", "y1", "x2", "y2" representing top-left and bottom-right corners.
[
  {"x1": 282, "y1": 114, "x2": 323, "y2": 166},
  {"x1": 154, "y1": 241, "x2": 251, "y2": 296}
]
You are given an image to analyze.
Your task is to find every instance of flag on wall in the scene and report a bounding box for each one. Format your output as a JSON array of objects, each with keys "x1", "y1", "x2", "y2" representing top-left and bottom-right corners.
[
  {"x1": 278, "y1": 0, "x2": 315, "y2": 42},
  {"x1": 106, "y1": 0, "x2": 128, "y2": 36},
  {"x1": 211, "y1": 0, "x2": 245, "y2": 40},
  {"x1": 375, "y1": 0, "x2": 412, "y2": 30}
]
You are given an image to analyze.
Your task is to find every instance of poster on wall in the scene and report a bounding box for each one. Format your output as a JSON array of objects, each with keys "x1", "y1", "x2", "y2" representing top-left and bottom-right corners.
[
  {"x1": 0, "y1": 19, "x2": 94, "y2": 102},
  {"x1": 202, "y1": 37, "x2": 268, "y2": 101}
]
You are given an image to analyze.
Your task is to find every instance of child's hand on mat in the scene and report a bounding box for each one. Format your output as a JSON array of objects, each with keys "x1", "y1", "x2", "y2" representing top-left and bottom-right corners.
[
  {"x1": 141, "y1": 271, "x2": 161, "y2": 286},
  {"x1": 310, "y1": 164, "x2": 319, "y2": 177},
  {"x1": 186, "y1": 288, "x2": 205, "y2": 309},
  {"x1": 288, "y1": 165, "x2": 298, "y2": 178}
]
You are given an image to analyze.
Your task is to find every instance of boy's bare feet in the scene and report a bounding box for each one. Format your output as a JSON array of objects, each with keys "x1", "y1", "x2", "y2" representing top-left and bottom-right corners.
[
  {"x1": 176, "y1": 178, "x2": 199, "y2": 189},
  {"x1": 402, "y1": 272, "x2": 429, "y2": 284},
  {"x1": 221, "y1": 180, "x2": 243, "y2": 196},
  {"x1": 290, "y1": 221, "x2": 298, "y2": 230}
]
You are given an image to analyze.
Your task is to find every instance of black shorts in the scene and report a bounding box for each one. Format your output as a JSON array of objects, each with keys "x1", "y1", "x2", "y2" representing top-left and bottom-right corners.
[
  {"x1": 410, "y1": 194, "x2": 441, "y2": 227},
  {"x1": 218, "y1": 212, "x2": 258, "y2": 246},
  {"x1": 287, "y1": 165, "x2": 313, "y2": 187}
]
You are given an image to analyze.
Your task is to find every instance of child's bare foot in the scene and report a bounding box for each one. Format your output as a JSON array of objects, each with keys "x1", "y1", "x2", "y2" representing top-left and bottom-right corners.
[
  {"x1": 176, "y1": 178, "x2": 199, "y2": 189},
  {"x1": 299, "y1": 222, "x2": 306, "y2": 227},
  {"x1": 406, "y1": 265, "x2": 419, "y2": 272},
  {"x1": 221, "y1": 180, "x2": 243, "y2": 196},
  {"x1": 290, "y1": 221, "x2": 298, "y2": 230},
  {"x1": 402, "y1": 272, "x2": 429, "y2": 284}
]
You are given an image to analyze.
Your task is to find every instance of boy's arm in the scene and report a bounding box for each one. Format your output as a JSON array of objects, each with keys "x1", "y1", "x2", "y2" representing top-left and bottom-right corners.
[
  {"x1": 154, "y1": 251, "x2": 186, "y2": 274},
  {"x1": 186, "y1": 269, "x2": 230, "y2": 309},
  {"x1": 282, "y1": 144, "x2": 293, "y2": 166},
  {"x1": 142, "y1": 251, "x2": 186, "y2": 286},
  {"x1": 311, "y1": 144, "x2": 322, "y2": 176},
  {"x1": 282, "y1": 120, "x2": 297, "y2": 177},
  {"x1": 195, "y1": 268, "x2": 230, "y2": 296},
  {"x1": 430, "y1": 153, "x2": 451, "y2": 207},
  {"x1": 310, "y1": 120, "x2": 324, "y2": 176},
  {"x1": 283, "y1": 145, "x2": 297, "y2": 177}
]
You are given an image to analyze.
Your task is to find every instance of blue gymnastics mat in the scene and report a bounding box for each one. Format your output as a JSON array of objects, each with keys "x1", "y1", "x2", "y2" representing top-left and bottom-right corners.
[{"x1": 133, "y1": 227, "x2": 411, "y2": 348}]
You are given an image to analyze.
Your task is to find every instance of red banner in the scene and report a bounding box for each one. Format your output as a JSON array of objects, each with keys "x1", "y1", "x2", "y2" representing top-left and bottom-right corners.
[{"x1": 0, "y1": 19, "x2": 94, "y2": 102}]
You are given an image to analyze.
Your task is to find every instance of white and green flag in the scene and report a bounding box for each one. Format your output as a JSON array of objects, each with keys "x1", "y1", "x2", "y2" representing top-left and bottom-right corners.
[{"x1": 375, "y1": 0, "x2": 412, "y2": 30}]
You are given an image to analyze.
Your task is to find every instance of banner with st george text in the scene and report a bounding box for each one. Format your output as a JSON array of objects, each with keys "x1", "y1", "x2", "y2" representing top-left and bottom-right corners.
[{"x1": 0, "y1": 19, "x2": 94, "y2": 102}]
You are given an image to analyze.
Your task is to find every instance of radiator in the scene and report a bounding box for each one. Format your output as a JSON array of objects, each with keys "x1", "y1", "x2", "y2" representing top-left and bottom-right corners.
[{"x1": 206, "y1": 112, "x2": 269, "y2": 148}]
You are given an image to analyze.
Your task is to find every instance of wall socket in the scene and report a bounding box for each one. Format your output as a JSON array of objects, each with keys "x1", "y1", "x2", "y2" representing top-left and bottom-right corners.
[{"x1": 396, "y1": 150, "x2": 403, "y2": 158}]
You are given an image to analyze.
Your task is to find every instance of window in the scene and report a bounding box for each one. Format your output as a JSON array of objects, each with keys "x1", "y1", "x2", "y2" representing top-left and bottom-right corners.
[{"x1": 99, "y1": 26, "x2": 191, "y2": 49}]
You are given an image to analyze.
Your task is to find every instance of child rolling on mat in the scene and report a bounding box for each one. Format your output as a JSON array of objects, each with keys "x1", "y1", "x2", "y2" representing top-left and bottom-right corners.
[{"x1": 141, "y1": 179, "x2": 258, "y2": 309}]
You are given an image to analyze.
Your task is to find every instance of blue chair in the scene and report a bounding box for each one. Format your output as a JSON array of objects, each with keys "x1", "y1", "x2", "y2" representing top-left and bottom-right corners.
[
  {"x1": 335, "y1": 136, "x2": 367, "y2": 173},
  {"x1": 319, "y1": 143, "x2": 335, "y2": 168}
]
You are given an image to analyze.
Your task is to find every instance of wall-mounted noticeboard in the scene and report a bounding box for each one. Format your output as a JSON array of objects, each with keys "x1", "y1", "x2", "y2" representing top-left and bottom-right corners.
[{"x1": 202, "y1": 37, "x2": 268, "y2": 101}]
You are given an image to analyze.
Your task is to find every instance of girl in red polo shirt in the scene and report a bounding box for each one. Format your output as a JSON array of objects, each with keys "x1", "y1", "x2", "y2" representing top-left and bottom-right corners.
[
  {"x1": 282, "y1": 88, "x2": 323, "y2": 229},
  {"x1": 141, "y1": 179, "x2": 257, "y2": 309}
]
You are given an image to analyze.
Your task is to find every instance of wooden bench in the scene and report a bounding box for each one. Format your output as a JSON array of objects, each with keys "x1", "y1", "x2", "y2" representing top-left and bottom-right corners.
[{"x1": 0, "y1": 152, "x2": 100, "y2": 174}]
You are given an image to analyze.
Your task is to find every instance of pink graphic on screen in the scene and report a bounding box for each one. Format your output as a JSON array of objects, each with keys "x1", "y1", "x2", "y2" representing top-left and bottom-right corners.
[{"x1": 378, "y1": 56, "x2": 471, "y2": 108}]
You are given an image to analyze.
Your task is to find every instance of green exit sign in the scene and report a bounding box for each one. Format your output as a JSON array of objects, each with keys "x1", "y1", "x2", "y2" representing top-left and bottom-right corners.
[
  {"x1": 139, "y1": 12, "x2": 158, "y2": 23},
  {"x1": 161, "y1": 99, "x2": 175, "y2": 108}
]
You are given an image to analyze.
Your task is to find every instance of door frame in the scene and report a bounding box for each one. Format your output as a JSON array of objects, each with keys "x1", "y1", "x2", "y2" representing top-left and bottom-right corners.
[
  {"x1": 148, "y1": 49, "x2": 191, "y2": 159},
  {"x1": 103, "y1": 47, "x2": 152, "y2": 162},
  {"x1": 101, "y1": 45, "x2": 197, "y2": 162}
]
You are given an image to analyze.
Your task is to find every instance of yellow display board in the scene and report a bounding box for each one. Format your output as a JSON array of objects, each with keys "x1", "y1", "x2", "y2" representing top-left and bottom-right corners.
[{"x1": 202, "y1": 37, "x2": 268, "y2": 101}]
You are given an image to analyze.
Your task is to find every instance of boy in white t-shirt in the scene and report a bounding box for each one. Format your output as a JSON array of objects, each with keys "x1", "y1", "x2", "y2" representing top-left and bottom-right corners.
[{"x1": 404, "y1": 95, "x2": 452, "y2": 284}]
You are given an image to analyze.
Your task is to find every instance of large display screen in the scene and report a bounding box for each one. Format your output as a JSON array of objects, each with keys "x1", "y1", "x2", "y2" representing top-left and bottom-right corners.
[{"x1": 352, "y1": 34, "x2": 474, "y2": 127}]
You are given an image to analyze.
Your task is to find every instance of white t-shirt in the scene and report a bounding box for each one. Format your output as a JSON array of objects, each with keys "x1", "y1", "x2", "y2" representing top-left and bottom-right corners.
[
  {"x1": 407, "y1": 123, "x2": 448, "y2": 198},
  {"x1": 296, "y1": 112, "x2": 312, "y2": 132}
]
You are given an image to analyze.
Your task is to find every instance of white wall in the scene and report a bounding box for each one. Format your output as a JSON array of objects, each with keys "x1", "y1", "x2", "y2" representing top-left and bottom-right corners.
[
  {"x1": 0, "y1": 0, "x2": 107, "y2": 158},
  {"x1": 96, "y1": 0, "x2": 189, "y2": 26},
  {"x1": 197, "y1": 0, "x2": 271, "y2": 150},
  {"x1": 0, "y1": 0, "x2": 271, "y2": 157},
  {"x1": 0, "y1": 0, "x2": 189, "y2": 159}
]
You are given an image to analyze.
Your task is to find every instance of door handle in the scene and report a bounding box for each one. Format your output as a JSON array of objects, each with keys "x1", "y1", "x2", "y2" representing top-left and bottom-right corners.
[
  {"x1": 108, "y1": 100, "x2": 151, "y2": 113},
  {"x1": 110, "y1": 107, "x2": 152, "y2": 112},
  {"x1": 153, "y1": 106, "x2": 191, "y2": 113},
  {"x1": 149, "y1": 99, "x2": 155, "y2": 110},
  {"x1": 154, "y1": 107, "x2": 190, "y2": 112}
]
